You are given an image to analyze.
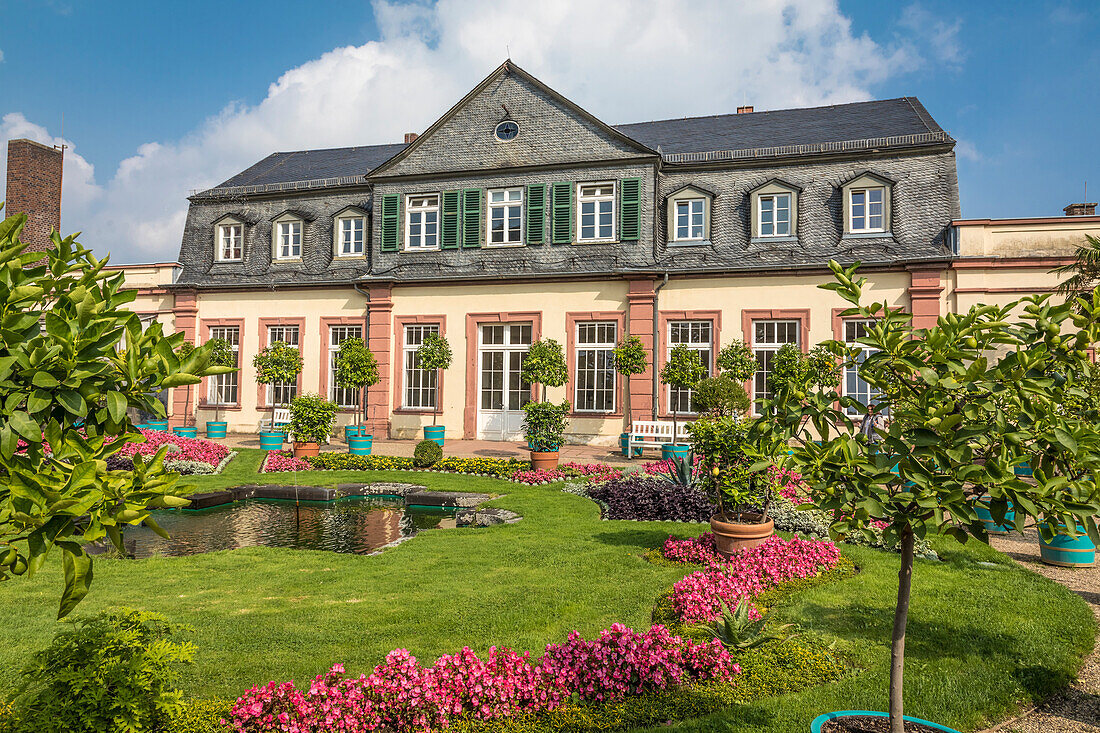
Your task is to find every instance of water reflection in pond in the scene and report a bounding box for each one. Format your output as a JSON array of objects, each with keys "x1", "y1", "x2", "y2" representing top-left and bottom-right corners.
[{"x1": 121, "y1": 497, "x2": 455, "y2": 558}]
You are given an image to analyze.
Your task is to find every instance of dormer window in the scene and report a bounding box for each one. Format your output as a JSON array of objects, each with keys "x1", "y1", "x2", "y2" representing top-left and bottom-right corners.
[
  {"x1": 216, "y1": 222, "x2": 243, "y2": 262},
  {"x1": 842, "y1": 172, "x2": 893, "y2": 235},
  {"x1": 749, "y1": 179, "x2": 799, "y2": 241},
  {"x1": 666, "y1": 184, "x2": 715, "y2": 244},
  {"x1": 675, "y1": 199, "x2": 704, "y2": 240},
  {"x1": 273, "y1": 215, "x2": 303, "y2": 260},
  {"x1": 405, "y1": 194, "x2": 440, "y2": 250},
  {"x1": 334, "y1": 207, "x2": 366, "y2": 258}
]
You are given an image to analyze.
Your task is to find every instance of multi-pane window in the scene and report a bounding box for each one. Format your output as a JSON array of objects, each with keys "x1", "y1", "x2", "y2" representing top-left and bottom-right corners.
[
  {"x1": 403, "y1": 324, "x2": 440, "y2": 409},
  {"x1": 405, "y1": 194, "x2": 439, "y2": 250},
  {"x1": 217, "y1": 224, "x2": 242, "y2": 261},
  {"x1": 668, "y1": 321, "x2": 712, "y2": 413},
  {"x1": 674, "y1": 199, "x2": 705, "y2": 241},
  {"x1": 578, "y1": 182, "x2": 615, "y2": 241},
  {"x1": 844, "y1": 319, "x2": 880, "y2": 414},
  {"x1": 265, "y1": 325, "x2": 300, "y2": 406},
  {"x1": 337, "y1": 216, "x2": 365, "y2": 256},
  {"x1": 850, "y1": 187, "x2": 885, "y2": 232},
  {"x1": 329, "y1": 325, "x2": 363, "y2": 408},
  {"x1": 575, "y1": 322, "x2": 617, "y2": 412},
  {"x1": 276, "y1": 220, "x2": 302, "y2": 259},
  {"x1": 759, "y1": 193, "x2": 791, "y2": 237},
  {"x1": 752, "y1": 320, "x2": 800, "y2": 410},
  {"x1": 488, "y1": 188, "x2": 523, "y2": 245},
  {"x1": 207, "y1": 326, "x2": 240, "y2": 406}
]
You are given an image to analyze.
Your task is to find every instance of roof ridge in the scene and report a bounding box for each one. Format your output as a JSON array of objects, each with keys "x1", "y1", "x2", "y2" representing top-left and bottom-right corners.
[
  {"x1": 269, "y1": 141, "x2": 406, "y2": 155},
  {"x1": 614, "y1": 97, "x2": 913, "y2": 129}
]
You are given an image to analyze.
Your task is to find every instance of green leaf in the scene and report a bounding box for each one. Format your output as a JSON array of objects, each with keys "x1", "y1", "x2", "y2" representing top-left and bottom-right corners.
[
  {"x1": 106, "y1": 391, "x2": 127, "y2": 423},
  {"x1": 31, "y1": 371, "x2": 59, "y2": 388},
  {"x1": 57, "y1": 548, "x2": 93, "y2": 619},
  {"x1": 1054, "y1": 428, "x2": 1078, "y2": 454},
  {"x1": 58, "y1": 390, "x2": 88, "y2": 417},
  {"x1": 8, "y1": 410, "x2": 41, "y2": 441}
]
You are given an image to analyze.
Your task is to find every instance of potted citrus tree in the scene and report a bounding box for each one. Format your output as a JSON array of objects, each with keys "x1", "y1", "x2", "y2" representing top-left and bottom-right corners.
[
  {"x1": 520, "y1": 338, "x2": 569, "y2": 465},
  {"x1": 253, "y1": 340, "x2": 303, "y2": 451},
  {"x1": 660, "y1": 344, "x2": 707, "y2": 460},
  {"x1": 288, "y1": 394, "x2": 337, "y2": 459},
  {"x1": 415, "y1": 332, "x2": 452, "y2": 446},
  {"x1": 172, "y1": 341, "x2": 198, "y2": 438},
  {"x1": 333, "y1": 337, "x2": 379, "y2": 455},
  {"x1": 755, "y1": 260, "x2": 1100, "y2": 733},
  {"x1": 612, "y1": 334, "x2": 648, "y2": 456},
  {"x1": 203, "y1": 337, "x2": 236, "y2": 439}
]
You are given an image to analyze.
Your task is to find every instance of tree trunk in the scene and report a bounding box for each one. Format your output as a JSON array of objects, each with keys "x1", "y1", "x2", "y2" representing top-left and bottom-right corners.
[
  {"x1": 360, "y1": 385, "x2": 365, "y2": 430},
  {"x1": 184, "y1": 385, "x2": 192, "y2": 426},
  {"x1": 890, "y1": 526, "x2": 916, "y2": 733},
  {"x1": 433, "y1": 370, "x2": 439, "y2": 426},
  {"x1": 672, "y1": 409, "x2": 678, "y2": 447}
]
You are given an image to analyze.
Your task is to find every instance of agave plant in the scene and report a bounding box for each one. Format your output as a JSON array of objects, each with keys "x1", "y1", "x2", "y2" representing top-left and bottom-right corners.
[
  {"x1": 660, "y1": 450, "x2": 695, "y2": 487},
  {"x1": 708, "y1": 599, "x2": 797, "y2": 654}
]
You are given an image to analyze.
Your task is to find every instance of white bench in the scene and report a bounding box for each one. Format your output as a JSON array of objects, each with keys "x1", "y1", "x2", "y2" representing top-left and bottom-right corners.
[
  {"x1": 626, "y1": 420, "x2": 692, "y2": 458},
  {"x1": 259, "y1": 407, "x2": 290, "y2": 433}
]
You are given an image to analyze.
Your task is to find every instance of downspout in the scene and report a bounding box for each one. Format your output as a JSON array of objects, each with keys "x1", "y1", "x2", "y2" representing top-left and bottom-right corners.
[
  {"x1": 353, "y1": 282, "x2": 371, "y2": 429},
  {"x1": 651, "y1": 272, "x2": 669, "y2": 420}
]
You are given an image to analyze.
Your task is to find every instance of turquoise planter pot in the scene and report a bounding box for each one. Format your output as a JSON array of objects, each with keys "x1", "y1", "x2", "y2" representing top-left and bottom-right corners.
[
  {"x1": 619, "y1": 433, "x2": 643, "y2": 458},
  {"x1": 975, "y1": 500, "x2": 1015, "y2": 534},
  {"x1": 1015, "y1": 461, "x2": 1033, "y2": 477},
  {"x1": 1039, "y1": 521, "x2": 1096, "y2": 567},
  {"x1": 661, "y1": 444, "x2": 690, "y2": 461},
  {"x1": 146, "y1": 419, "x2": 169, "y2": 431},
  {"x1": 424, "y1": 425, "x2": 445, "y2": 447},
  {"x1": 258, "y1": 431, "x2": 285, "y2": 451},
  {"x1": 348, "y1": 435, "x2": 373, "y2": 456},
  {"x1": 134, "y1": 423, "x2": 149, "y2": 430},
  {"x1": 811, "y1": 711, "x2": 961, "y2": 733},
  {"x1": 172, "y1": 427, "x2": 198, "y2": 439},
  {"x1": 206, "y1": 421, "x2": 227, "y2": 439},
  {"x1": 344, "y1": 425, "x2": 365, "y2": 441}
]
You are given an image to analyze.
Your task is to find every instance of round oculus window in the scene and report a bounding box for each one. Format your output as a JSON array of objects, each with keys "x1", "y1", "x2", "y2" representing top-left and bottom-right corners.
[{"x1": 495, "y1": 120, "x2": 519, "y2": 141}]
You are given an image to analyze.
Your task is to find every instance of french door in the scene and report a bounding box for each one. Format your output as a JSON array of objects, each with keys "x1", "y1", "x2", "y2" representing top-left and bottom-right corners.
[{"x1": 477, "y1": 323, "x2": 532, "y2": 440}]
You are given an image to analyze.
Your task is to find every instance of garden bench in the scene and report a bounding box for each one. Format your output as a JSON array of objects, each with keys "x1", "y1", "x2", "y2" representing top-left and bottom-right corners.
[
  {"x1": 626, "y1": 420, "x2": 692, "y2": 458},
  {"x1": 259, "y1": 407, "x2": 290, "y2": 434}
]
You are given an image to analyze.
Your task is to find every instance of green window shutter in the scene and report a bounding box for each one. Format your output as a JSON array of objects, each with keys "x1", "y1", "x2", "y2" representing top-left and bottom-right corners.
[
  {"x1": 461, "y1": 188, "x2": 482, "y2": 248},
  {"x1": 551, "y1": 182, "x2": 573, "y2": 245},
  {"x1": 620, "y1": 178, "x2": 641, "y2": 241},
  {"x1": 526, "y1": 184, "x2": 546, "y2": 245},
  {"x1": 441, "y1": 191, "x2": 461, "y2": 249},
  {"x1": 380, "y1": 193, "x2": 400, "y2": 252}
]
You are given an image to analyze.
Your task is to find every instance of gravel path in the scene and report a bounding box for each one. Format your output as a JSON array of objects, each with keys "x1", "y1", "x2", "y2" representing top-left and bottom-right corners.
[{"x1": 984, "y1": 527, "x2": 1100, "y2": 733}]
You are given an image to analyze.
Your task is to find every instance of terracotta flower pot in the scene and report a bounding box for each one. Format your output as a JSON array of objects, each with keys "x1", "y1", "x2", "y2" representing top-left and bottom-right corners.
[
  {"x1": 530, "y1": 449, "x2": 560, "y2": 471},
  {"x1": 710, "y1": 512, "x2": 774, "y2": 557},
  {"x1": 293, "y1": 441, "x2": 320, "y2": 459}
]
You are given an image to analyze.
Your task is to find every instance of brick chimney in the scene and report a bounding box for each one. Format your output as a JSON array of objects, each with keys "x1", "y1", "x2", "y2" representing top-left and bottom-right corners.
[
  {"x1": 404, "y1": 132, "x2": 418, "y2": 144},
  {"x1": 1064, "y1": 202, "x2": 1097, "y2": 216},
  {"x1": 737, "y1": 105, "x2": 754, "y2": 114},
  {"x1": 5, "y1": 138, "x2": 63, "y2": 255}
]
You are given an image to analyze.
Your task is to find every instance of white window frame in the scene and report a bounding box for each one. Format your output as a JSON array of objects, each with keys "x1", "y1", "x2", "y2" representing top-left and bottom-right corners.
[
  {"x1": 207, "y1": 326, "x2": 240, "y2": 406},
  {"x1": 274, "y1": 218, "x2": 303, "y2": 260},
  {"x1": 216, "y1": 222, "x2": 243, "y2": 262},
  {"x1": 335, "y1": 214, "x2": 366, "y2": 258},
  {"x1": 843, "y1": 319, "x2": 880, "y2": 416},
  {"x1": 667, "y1": 320, "x2": 712, "y2": 415},
  {"x1": 751, "y1": 320, "x2": 800, "y2": 412},
  {"x1": 577, "y1": 181, "x2": 616, "y2": 242},
  {"x1": 758, "y1": 193, "x2": 792, "y2": 237},
  {"x1": 403, "y1": 324, "x2": 441, "y2": 409},
  {"x1": 849, "y1": 187, "x2": 886, "y2": 233},
  {"x1": 574, "y1": 321, "x2": 617, "y2": 413},
  {"x1": 404, "y1": 193, "x2": 440, "y2": 251},
  {"x1": 673, "y1": 198, "x2": 705, "y2": 241},
  {"x1": 265, "y1": 325, "x2": 300, "y2": 407},
  {"x1": 487, "y1": 187, "x2": 524, "y2": 246},
  {"x1": 328, "y1": 325, "x2": 364, "y2": 408}
]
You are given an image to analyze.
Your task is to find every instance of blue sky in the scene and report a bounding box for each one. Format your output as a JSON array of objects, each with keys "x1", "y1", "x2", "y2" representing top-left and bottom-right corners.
[{"x1": 0, "y1": 0, "x2": 1097, "y2": 262}]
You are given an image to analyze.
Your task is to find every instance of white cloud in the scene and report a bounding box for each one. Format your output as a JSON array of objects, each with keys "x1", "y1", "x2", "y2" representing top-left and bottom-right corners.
[
  {"x1": 0, "y1": 49, "x2": 5, "y2": 63},
  {"x1": 897, "y1": 3, "x2": 964, "y2": 68},
  {"x1": 2, "y1": 0, "x2": 955, "y2": 263},
  {"x1": 954, "y1": 140, "x2": 981, "y2": 163}
]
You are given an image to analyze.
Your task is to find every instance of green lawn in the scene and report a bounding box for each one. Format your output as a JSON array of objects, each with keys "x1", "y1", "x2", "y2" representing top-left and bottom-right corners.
[{"x1": 0, "y1": 449, "x2": 1094, "y2": 732}]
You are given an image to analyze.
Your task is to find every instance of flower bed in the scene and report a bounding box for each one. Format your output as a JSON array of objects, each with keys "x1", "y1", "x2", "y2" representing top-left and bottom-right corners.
[
  {"x1": 664, "y1": 535, "x2": 841, "y2": 625},
  {"x1": 511, "y1": 461, "x2": 622, "y2": 486},
  {"x1": 262, "y1": 450, "x2": 312, "y2": 473},
  {"x1": 114, "y1": 429, "x2": 230, "y2": 472},
  {"x1": 225, "y1": 624, "x2": 738, "y2": 733},
  {"x1": 585, "y1": 474, "x2": 715, "y2": 522}
]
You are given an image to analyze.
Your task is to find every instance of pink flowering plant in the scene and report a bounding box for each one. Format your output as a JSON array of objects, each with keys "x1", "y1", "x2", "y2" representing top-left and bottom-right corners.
[
  {"x1": 114, "y1": 428, "x2": 230, "y2": 469},
  {"x1": 225, "y1": 625, "x2": 737, "y2": 732},
  {"x1": 511, "y1": 461, "x2": 622, "y2": 485},
  {"x1": 262, "y1": 450, "x2": 312, "y2": 473}
]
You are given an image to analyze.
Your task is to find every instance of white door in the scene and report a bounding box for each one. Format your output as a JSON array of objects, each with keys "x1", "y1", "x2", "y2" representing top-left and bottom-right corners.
[{"x1": 477, "y1": 323, "x2": 533, "y2": 440}]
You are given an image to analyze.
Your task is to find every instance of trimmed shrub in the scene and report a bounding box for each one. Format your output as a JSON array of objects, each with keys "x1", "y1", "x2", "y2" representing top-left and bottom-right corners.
[
  {"x1": 307, "y1": 453, "x2": 415, "y2": 471},
  {"x1": 434, "y1": 457, "x2": 530, "y2": 477},
  {"x1": 413, "y1": 439, "x2": 443, "y2": 468},
  {"x1": 162, "y1": 699, "x2": 232, "y2": 733},
  {"x1": 585, "y1": 474, "x2": 715, "y2": 522}
]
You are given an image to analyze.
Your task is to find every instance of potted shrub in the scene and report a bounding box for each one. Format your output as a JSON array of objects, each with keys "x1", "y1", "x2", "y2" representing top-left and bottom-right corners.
[
  {"x1": 755, "y1": 260, "x2": 1100, "y2": 733},
  {"x1": 333, "y1": 337, "x2": 379, "y2": 455},
  {"x1": 520, "y1": 338, "x2": 569, "y2": 459},
  {"x1": 692, "y1": 374, "x2": 750, "y2": 418},
  {"x1": 689, "y1": 414, "x2": 773, "y2": 554},
  {"x1": 288, "y1": 394, "x2": 337, "y2": 459},
  {"x1": 172, "y1": 341, "x2": 198, "y2": 437},
  {"x1": 612, "y1": 335, "x2": 648, "y2": 456},
  {"x1": 253, "y1": 340, "x2": 303, "y2": 451},
  {"x1": 660, "y1": 344, "x2": 707, "y2": 460},
  {"x1": 203, "y1": 337, "x2": 236, "y2": 439},
  {"x1": 415, "y1": 333, "x2": 452, "y2": 446},
  {"x1": 716, "y1": 339, "x2": 757, "y2": 386},
  {"x1": 521, "y1": 400, "x2": 570, "y2": 470}
]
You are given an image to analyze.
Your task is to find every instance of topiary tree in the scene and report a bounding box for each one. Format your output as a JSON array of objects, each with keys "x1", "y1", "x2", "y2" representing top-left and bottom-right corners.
[
  {"x1": 203, "y1": 337, "x2": 236, "y2": 424},
  {"x1": 612, "y1": 335, "x2": 648, "y2": 430},
  {"x1": 333, "y1": 337, "x2": 379, "y2": 433},
  {"x1": 415, "y1": 333, "x2": 453, "y2": 426},
  {"x1": 660, "y1": 344, "x2": 707, "y2": 445},
  {"x1": 413, "y1": 439, "x2": 443, "y2": 467},
  {"x1": 750, "y1": 259, "x2": 1100, "y2": 733},
  {"x1": 521, "y1": 338, "x2": 568, "y2": 402},
  {"x1": 716, "y1": 340, "x2": 757, "y2": 384},
  {"x1": 175, "y1": 341, "x2": 196, "y2": 426},
  {"x1": 692, "y1": 374, "x2": 750, "y2": 417},
  {"x1": 0, "y1": 210, "x2": 233, "y2": 618},
  {"x1": 288, "y1": 394, "x2": 338, "y2": 445},
  {"x1": 253, "y1": 340, "x2": 303, "y2": 430}
]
